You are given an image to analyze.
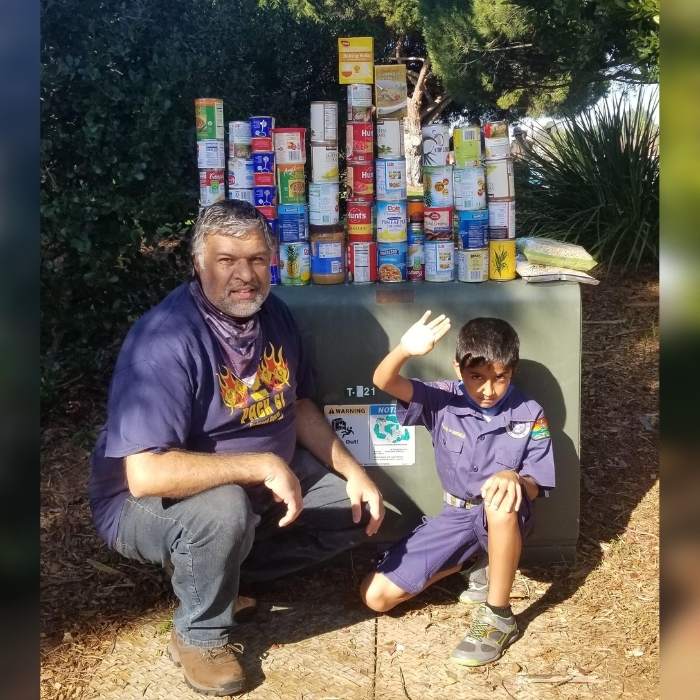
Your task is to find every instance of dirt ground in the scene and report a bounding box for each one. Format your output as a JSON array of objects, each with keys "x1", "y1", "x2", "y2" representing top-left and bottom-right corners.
[{"x1": 40, "y1": 271, "x2": 659, "y2": 699}]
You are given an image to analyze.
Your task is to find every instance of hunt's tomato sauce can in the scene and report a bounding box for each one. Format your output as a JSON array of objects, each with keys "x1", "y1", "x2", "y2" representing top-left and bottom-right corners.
[
  {"x1": 347, "y1": 199, "x2": 373, "y2": 239},
  {"x1": 347, "y1": 160, "x2": 374, "y2": 199},
  {"x1": 347, "y1": 240, "x2": 377, "y2": 283},
  {"x1": 346, "y1": 122, "x2": 374, "y2": 161}
]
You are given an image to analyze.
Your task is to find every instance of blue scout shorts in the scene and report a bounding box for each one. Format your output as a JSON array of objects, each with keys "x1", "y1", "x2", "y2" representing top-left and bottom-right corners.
[{"x1": 376, "y1": 498, "x2": 533, "y2": 595}]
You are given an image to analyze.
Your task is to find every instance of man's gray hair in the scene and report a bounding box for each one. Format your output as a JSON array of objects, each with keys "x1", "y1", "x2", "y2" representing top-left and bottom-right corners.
[{"x1": 191, "y1": 200, "x2": 275, "y2": 269}]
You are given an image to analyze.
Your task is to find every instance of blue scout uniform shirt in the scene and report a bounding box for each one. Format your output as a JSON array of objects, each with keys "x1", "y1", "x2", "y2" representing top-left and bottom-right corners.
[
  {"x1": 396, "y1": 379, "x2": 555, "y2": 499},
  {"x1": 89, "y1": 283, "x2": 314, "y2": 548}
]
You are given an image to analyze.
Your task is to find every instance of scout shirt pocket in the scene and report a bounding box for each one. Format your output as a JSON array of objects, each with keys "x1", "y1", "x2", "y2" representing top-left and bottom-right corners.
[
  {"x1": 494, "y1": 450, "x2": 520, "y2": 472},
  {"x1": 437, "y1": 421, "x2": 466, "y2": 486}
]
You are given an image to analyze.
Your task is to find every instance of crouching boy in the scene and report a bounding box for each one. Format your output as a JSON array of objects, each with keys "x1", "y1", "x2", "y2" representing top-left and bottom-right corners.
[{"x1": 360, "y1": 313, "x2": 555, "y2": 666}]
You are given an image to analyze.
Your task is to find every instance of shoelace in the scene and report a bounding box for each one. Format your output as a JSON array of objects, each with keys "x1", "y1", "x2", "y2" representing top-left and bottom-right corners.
[
  {"x1": 206, "y1": 642, "x2": 244, "y2": 660},
  {"x1": 465, "y1": 616, "x2": 492, "y2": 641}
]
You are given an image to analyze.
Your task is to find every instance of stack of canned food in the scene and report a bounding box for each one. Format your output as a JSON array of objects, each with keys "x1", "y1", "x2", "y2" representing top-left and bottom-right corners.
[
  {"x1": 195, "y1": 98, "x2": 226, "y2": 209},
  {"x1": 309, "y1": 101, "x2": 344, "y2": 285}
]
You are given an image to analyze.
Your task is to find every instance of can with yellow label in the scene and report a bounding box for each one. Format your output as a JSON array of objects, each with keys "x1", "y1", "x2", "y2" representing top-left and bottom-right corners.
[{"x1": 488, "y1": 239, "x2": 517, "y2": 281}]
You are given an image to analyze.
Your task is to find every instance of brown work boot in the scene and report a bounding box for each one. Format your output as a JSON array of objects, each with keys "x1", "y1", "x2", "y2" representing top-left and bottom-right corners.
[{"x1": 167, "y1": 630, "x2": 245, "y2": 696}]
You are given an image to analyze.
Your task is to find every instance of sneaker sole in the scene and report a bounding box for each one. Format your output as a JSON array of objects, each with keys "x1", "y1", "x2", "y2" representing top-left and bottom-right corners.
[
  {"x1": 167, "y1": 642, "x2": 245, "y2": 696},
  {"x1": 450, "y1": 630, "x2": 522, "y2": 667},
  {"x1": 457, "y1": 591, "x2": 488, "y2": 605}
]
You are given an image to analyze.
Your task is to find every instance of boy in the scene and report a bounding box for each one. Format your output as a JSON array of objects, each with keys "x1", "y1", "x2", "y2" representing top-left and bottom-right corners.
[{"x1": 360, "y1": 312, "x2": 555, "y2": 666}]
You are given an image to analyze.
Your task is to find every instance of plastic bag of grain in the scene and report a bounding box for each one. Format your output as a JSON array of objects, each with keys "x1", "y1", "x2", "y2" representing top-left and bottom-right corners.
[
  {"x1": 516, "y1": 237, "x2": 597, "y2": 272},
  {"x1": 516, "y1": 256, "x2": 599, "y2": 284}
]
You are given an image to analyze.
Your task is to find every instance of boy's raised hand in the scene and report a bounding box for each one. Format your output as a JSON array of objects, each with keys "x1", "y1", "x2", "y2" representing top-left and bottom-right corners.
[{"x1": 400, "y1": 310, "x2": 451, "y2": 356}]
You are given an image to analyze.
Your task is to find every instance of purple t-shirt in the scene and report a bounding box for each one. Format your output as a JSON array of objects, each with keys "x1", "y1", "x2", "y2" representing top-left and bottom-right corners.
[
  {"x1": 397, "y1": 379, "x2": 555, "y2": 499},
  {"x1": 89, "y1": 283, "x2": 313, "y2": 546}
]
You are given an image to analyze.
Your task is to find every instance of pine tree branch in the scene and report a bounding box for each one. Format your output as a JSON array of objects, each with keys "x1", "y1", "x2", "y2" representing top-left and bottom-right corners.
[{"x1": 421, "y1": 95, "x2": 452, "y2": 122}]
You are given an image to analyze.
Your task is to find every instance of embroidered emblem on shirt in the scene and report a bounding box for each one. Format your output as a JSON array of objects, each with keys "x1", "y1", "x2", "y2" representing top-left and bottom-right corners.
[
  {"x1": 441, "y1": 424, "x2": 466, "y2": 439},
  {"x1": 506, "y1": 421, "x2": 532, "y2": 439},
  {"x1": 531, "y1": 416, "x2": 551, "y2": 440}
]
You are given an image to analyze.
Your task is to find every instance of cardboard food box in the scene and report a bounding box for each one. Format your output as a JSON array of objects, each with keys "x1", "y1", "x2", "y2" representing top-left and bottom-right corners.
[
  {"x1": 375, "y1": 64, "x2": 407, "y2": 119},
  {"x1": 338, "y1": 37, "x2": 374, "y2": 84}
]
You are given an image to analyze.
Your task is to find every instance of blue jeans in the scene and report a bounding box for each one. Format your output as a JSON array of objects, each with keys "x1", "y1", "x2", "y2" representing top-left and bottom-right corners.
[{"x1": 113, "y1": 448, "x2": 374, "y2": 648}]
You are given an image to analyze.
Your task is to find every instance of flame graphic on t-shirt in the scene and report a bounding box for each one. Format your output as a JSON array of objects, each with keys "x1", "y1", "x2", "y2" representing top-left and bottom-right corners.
[
  {"x1": 257, "y1": 344, "x2": 290, "y2": 391},
  {"x1": 218, "y1": 368, "x2": 251, "y2": 411}
]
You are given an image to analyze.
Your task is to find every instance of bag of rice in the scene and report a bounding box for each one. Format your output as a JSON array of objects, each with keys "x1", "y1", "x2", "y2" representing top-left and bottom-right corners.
[
  {"x1": 516, "y1": 237, "x2": 597, "y2": 272},
  {"x1": 516, "y1": 256, "x2": 599, "y2": 285}
]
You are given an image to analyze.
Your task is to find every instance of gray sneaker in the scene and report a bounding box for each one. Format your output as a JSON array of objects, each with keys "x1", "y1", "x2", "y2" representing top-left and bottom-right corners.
[
  {"x1": 458, "y1": 554, "x2": 488, "y2": 604},
  {"x1": 451, "y1": 603, "x2": 520, "y2": 666}
]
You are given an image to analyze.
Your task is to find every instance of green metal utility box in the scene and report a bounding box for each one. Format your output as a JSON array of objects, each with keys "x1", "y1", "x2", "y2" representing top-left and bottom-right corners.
[{"x1": 276, "y1": 280, "x2": 581, "y2": 565}]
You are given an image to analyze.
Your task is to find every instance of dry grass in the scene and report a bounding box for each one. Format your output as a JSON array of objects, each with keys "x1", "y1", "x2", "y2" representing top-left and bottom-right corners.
[{"x1": 40, "y1": 270, "x2": 659, "y2": 699}]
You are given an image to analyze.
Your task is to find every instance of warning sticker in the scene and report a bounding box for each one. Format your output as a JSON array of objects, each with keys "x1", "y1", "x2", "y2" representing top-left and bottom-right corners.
[{"x1": 324, "y1": 404, "x2": 415, "y2": 467}]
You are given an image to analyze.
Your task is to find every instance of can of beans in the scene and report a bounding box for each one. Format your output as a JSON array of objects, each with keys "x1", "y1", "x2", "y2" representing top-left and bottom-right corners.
[
  {"x1": 424, "y1": 240, "x2": 455, "y2": 282},
  {"x1": 279, "y1": 242, "x2": 311, "y2": 286},
  {"x1": 453, "y1": 166, "x2": 486, "y2": 211},
  {"x1": 484, "y1": 121, "x2": 511, "y2": 160},
  {"x1": 421, "y1": 123, "x2": 450, "y2": 166},
  {"x1": 197, "y1": 140, "x2": 225, "y2": 169},
  {"x1": 423, "y1": 165, "x2": 453, "y2": 208},
  {"x1": 346, "y1": 122, "x2": 374, "y2": 161},
  {"x1": 199, "y1": 169, "x2": 226, "y2": 206},
  {"x1": 278, "y1": 203, "x2": 308, "y2": 242},
  {"x1": 228, "y1": 187, "x2": 254, "y2": 204},
  {"x1": 489, "y1": 239, "x2": 516, "y2": 280},
  {"x1": 252, "y1": 151, "x2": 275, "y2": 185},
  {"x1": 347, "y1": 240, "x2": 377, "y2": 283},
  {"x1": 376, "y1": 119, "x2": 405, "y2": 159},
  {"x1": 423, "y1": 207, "x2": 453, "y2": 240},
  {"x1": 273, "y1": 128, "x2": 306, "y2": 165},
  {"x1": 228, "y1": 158, "x2": 254, "y2": 188},
  {"x1": 457, "y1": 247, "x2": 489, "y2": 282},
  {"x1": 309, "y1": 182, "x2": 340, "y2": 225},
  {"x1": 453, "y1": 126, "x2": 482, "y2": 167},
  {"x1": 195, "y1": 98, "x2": 224, "y2": 140},
  {"x1": 310, "y1": 101, "x2": 338, "y2": 143},
  {"x1": 347, "y1": 84, "x2": 373, "y2": 122},
  {"x1": 347, "y1": 160, "x2": 374, "y2": 199},
  {"x1": 376, "y1": 201, "x2": 407, "y2": 242},
  {"x1": 407, "y1": 239, "x2": 425, "y2": 281},
  {"x1": 250, "y1": 116, "x2": 275, "y2": 138},
  {"x1": 485, "y1": 158, "x2": 515, "y2": 200},
  {"x1": 487, "y1": 199, "x2": 516, "y2": 238},
  {"x1": 377, "y1": 242, "x2": 407, "y2": 283},
  {"x1": 457, "y1": 209, "x2": 489, "y2": 248},
  {"x1": 276, "y1": 163, "x2": 306, "y2": 205},
  {"x1": 347, "y1": 199, "x2": 373, "y2": 239},
  {"x1": 311, "y1": 145, "x2": 339, "y2": 182},
  {"x1": 375, "y1": 158, "x2": 406, "y2": 201}
]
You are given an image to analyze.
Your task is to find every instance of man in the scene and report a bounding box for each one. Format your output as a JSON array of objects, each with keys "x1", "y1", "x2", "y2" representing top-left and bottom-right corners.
[{"x1": 89, "y1": 200, "x2": 385, "y2": 696}]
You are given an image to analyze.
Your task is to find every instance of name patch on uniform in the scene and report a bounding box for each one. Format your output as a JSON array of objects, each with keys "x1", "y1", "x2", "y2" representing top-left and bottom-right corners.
[
  {"x1": 441, "y1": 424, "x2": 465, "y2": 439},
  {"x1": 531, "y1": 416, "x2": 551, "y2": 440},
  {"x1": 506, "y1": 421, "x2": 531, "y2": 439}
]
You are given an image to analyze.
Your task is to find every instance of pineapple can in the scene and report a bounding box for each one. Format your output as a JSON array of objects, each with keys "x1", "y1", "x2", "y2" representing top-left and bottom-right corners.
[
  {"x1": 347, "y1": 240, "x2": 377, "y2": 283},
  {"x1": 457, "y1": 247, "x2": 489, "y2": 282},
  {"x1": 489, "y1": 239, "x2": 516, "y2": 280},
  {"x1": 279, "y1": 242, "x2": 311, "y2": 286},
  {"x1": 453, "y1": 126, "x2": 482, "y2": 167},
  {"x1": 195, "y1": 98, "x2": 224, "y2": 141}
]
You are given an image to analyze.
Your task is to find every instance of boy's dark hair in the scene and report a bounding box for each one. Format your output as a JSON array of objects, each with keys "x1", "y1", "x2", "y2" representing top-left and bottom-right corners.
[{"x1": 455, "y1": 318, "x2": 520, "y2": 370}]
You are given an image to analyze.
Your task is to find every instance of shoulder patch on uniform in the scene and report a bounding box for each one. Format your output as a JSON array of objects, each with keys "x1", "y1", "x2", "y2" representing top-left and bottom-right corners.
[
  {"x1": 506, "y1": 421, "x2": 532, "y2": 439},
  {"x1": 531, "y1": 416, "x2": 551, "y2": 440}
]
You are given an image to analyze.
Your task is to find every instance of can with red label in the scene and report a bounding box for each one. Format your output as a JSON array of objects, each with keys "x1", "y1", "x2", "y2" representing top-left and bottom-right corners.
[
  {"x1": 347, "y1": 160, "x2": 374, "y2": 199},
  {"x1": 347, "y1": 240, "x2": 377, "y2": 283},
  {"x1": 423, "y1": 207, "x2": 453, "y2": 239},
  {"x1": 346, "y1": 122, "x2": 374, "y2": 161},
  {"x1": 347, "y1": 199, "x2": 373, "y2": 239},
  {"x1": 273, "y1": 128, "x2": 306, "y2": 165},
  {"x1": 251, "y1": 136, "x2": 273, "y2": 152},
  {"x1": 256, "y1": 205, "x2": 277, "y2": 220},
  {"x1": 199, "y1": 169, "x2": 226, "y2": 206}
]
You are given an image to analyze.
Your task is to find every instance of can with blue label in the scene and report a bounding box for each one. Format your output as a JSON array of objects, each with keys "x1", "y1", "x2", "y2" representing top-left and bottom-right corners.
[
  {"x1": 278, "y1": 204, "x2": 309, "y2": 242},
  {"x1": 250, "y1": 115, "x2": 275, "y2": 138},
  {"x1": 252, "y1": 152, "x2": 275, "y2": 186},
  {"x1": 377, "y1": 242, "x2": 407, "y2": 283},
  {"x1": 270, "y1": 242, "x2": 281, "y2": 286},
  {"x1": 375, "y1": 158, "x2": 407, "y2": 201},
  {"x1": 457, "y1": 209, "x2": 489, "y2": 249},
  {"x1": 424, "y1": 240, "x2": 455, "y2": 282},
  {"x1": 408, "y1": 222, "x2": 423, "y2": 244},
  {"x1": 253, "y1": 186, "x2": 277, "y2": 207},
  {"x1": 311, "y1": 233, "x2": 346, "y2": 284}
]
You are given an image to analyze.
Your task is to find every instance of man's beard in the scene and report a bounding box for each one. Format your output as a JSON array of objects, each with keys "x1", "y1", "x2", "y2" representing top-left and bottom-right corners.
[{"x1": 214, "y1": 285, "x2": 269, "y2": 318}]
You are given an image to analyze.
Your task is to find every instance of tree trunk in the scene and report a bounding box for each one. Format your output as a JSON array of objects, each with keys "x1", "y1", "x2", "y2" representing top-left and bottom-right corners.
[{"x1": 405, "y1": 58, "x2": 431, "y2": 192}]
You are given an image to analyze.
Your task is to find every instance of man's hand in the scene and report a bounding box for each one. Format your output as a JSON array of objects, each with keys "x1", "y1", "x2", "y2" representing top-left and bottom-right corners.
[
  {"x1": 262, "y1": 456, "x2": 303, "y2": 527},
  {"x1": 346, "y1": 470, "x2": 385, "y2": 536},
  {"x1": 481, "y1": 470, "x2": 522, "y2": 514},
  {"x1": 399, "y1": 310, "x2": 451, "y2": 357}
]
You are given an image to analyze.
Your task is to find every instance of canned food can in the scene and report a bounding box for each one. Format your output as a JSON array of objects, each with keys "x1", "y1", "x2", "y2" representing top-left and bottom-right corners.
[
  {"x1": 485, "y1": 158, "x2": 515, "y2": 200},
  {"x1": 484, "y1": 121, "x2": 511, "y2": 160},
  {"x1": 252, "y1": 152, "x2": 275, "y2": 185},
  {"x1": 347, "y1": 199, "x2": 373, "y2": 239},
  {"x1": 377, "y1": 242, "x2": 407, "y2": 283},
  {"x1": 407, "y1": 196, "x2": 424, "y2": 223},
  {"x1": 279, "y1": 242, "x2": 311, "y2": 286},
  {"x1": 489, "y1": 239, "x2": 516, "y2": 280},
  {"x1": 347, "y1": 240, "x2": 377, "y2": 283},
  {"x1": 311, "y1": 237, "x2": 345, "y2": 281},
  {"x1": 457, "y1": 247, "x2": 489, "y2": 282},
  {"x1": 408, "y1": 222, "x2": 424, "y2": 243},
  {"x1": 347, "y1": 160, "x2": 374, "y2": 198},
  {"x1": 250, "y1": 116, "x2": 275, "y2": 138},
  {"x1": 407, "y1": 240, "x2": 424, "y2": 281},
  {"x1": 197, "y1": 139, "x2": 225, "y2": 169},
  {"x1": 453, "y1": 126, "x2": 482, "y2": 167},
  {"x1": 376, "y1": 200, "x2": 407, "y2": 242},
  {"x1": 251, "y1": 136, "x2": 273, "y2": 152},
  {"x1": 423, "y1": 165, "x2": 453, "y2": 208},
  {"x1": 347, "y1": 84, "x2": 373, "y2": 122},
  {"x1": 195, "y1": 98, "x2": 224, "y2": 141},
  {"x1": 228, "y1": 158, "x2": 254, "y2": 188},
  {"x1": 376, "y1": 119, "x2": 405, "y2": 159},
  {"x1": 276, "y1": 164, "x2": 306, "y2": 205},
  {"x1": 423, "y1": 207, "x2": 453, "y2": 240},
  {"x1": 347, "y1": 122, "x2": 374, "y2": 161},
  {"x1": 457, "y1": 209, "x2": 489, "y2": 248},
  {"x1": 424, "y1": 240, "x2": 455, "y2": 282},
  {"x1": 256, "y1": 205, "x2": 277, "y2": 220},
  {"x1": 310, "y1": 101, "x2": 338, "y2": 143},
  {"x1": 199, "y1": 169, "x2": 226, "y2": 206},
  {"x1": 308, "y1": 182, "x2": 340, "y2": 225},
  {"x1": 267, "y1": 218, "x2": 278, "y2": 238},
  {"x1": 487, "y1": 199, "x2": 516, "y2": 237},
  {"x1": 375, "y1": 158, "x2": 406, "y2": 201},
  {"x1": 229, "y1": 120, "x2": 251, "y2": 142},
  {"x1": 278, "y1": 204, "x2": 308, "y2": 242},
  {"x1": 273, "y1": 128, "x2": 306, "y2": 165},
  {"x1": 270, "y1": 245, "x2": 281, "y2": 286},
  {"x1": 453, "y1": 166, "x2": 487, "y2": 211},
  {"x1": 311, "y1": 145, "x2": 339, "y2": 183},
  {"x1": 229, "y1": 142, "x2": 251, "y2": 159},
  {"x1": 421, "y1": 123, "x2": 450, "y2": 166},
  {"x1": 228, "y1": 187, "x2": 254, "y2": 205}
]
